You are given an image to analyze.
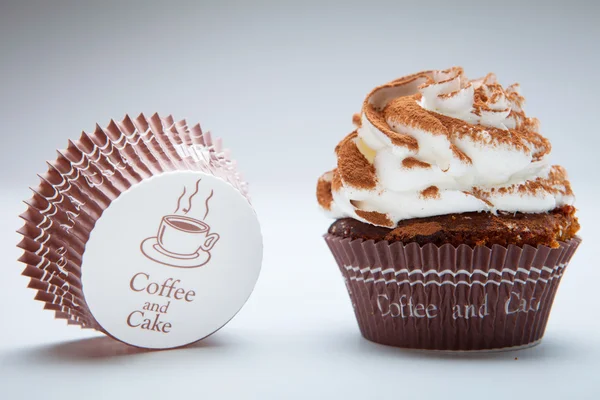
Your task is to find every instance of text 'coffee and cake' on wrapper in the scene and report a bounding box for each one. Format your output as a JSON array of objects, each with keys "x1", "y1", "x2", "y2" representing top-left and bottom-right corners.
[
  {"x1": 18, "y1": 114, "x2": 263, "y2": 349},
  {"x1": 325, "y1": 234, "x2": 580, "y2": 351}
]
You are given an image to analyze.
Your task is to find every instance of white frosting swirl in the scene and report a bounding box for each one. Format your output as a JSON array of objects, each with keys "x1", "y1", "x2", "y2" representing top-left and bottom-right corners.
[{"x1": 317, "y1": 67, "x2": 574, "y2": 227}]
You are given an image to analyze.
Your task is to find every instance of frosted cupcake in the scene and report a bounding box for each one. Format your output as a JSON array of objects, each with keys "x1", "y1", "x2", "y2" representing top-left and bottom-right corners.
[{"x1": 318, "y1": 68, "x2": 580, "y2": 351}]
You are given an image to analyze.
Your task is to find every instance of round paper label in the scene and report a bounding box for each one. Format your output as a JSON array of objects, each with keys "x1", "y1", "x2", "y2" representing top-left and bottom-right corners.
[{"x1": 81, "y1": 171, "x2": 262, "y2": 349}]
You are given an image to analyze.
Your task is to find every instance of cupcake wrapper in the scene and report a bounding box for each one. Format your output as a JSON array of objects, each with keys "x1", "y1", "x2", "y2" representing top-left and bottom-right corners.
[
  {"x1": 325, "y1": 234, "x2": 581, "y2": 351},
  {"x1": 18, "y1": 113, "x2": 248, "y2": 330}
]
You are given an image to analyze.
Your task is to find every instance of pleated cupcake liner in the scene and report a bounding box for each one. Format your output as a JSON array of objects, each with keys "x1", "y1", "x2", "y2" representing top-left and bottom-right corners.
[
  {"x1": 18, "y1": 113, "x2": 247, "y2": 330},
  {"x1": 325, "y1": 234, "x2": 581, "y2": 351}
]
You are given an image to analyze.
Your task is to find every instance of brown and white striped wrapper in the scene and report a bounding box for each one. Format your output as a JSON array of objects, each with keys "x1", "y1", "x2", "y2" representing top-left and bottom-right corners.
[
  {"x1": 17, "y1": 114, "x2": 262, "y2": 349},
  {"x1": 325, "y1": 234, "x2": 581, "y2": 351}
]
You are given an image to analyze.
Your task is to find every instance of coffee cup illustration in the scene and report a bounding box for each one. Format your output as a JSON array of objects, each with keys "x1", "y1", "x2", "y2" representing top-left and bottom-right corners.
[{"x1": 141, "y1": 215, "x2": 220, "y2": 268}]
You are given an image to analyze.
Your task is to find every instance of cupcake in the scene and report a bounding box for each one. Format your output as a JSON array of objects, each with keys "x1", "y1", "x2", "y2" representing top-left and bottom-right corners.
[{"x1": 318, "y1": 68, "x2": 581, "y2": 351}]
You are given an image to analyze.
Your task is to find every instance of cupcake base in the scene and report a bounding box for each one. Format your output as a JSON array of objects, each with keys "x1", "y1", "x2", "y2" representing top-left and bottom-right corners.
[
  {"x1": 384, "y1": 339, "x2": 542, "y2": 354},
  {"x1": 328, "y1": 206, "x2": 579, "y2": 249},
  {"x1": 325, "y1": 234, "x2": 581, "y2": 351}
]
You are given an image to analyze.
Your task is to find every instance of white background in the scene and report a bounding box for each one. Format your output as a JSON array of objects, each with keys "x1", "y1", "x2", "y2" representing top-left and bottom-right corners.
[{"x1": 1, "y1": 1, "x2": 599, "y2": 399}]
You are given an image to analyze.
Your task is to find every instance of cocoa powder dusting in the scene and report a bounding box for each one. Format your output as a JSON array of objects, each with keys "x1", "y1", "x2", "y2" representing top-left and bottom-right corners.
[
  {"x1": 463, "y1": 190, "x2": 494, "y2": 207},
  {"x1": 331, "y1": 169, "x2": 342, "y2": 191},
  {"x1": 518, "y1": 127, "x2": 551, "y2": 161},
  {"x1": 438, "y1": 83, "x2": 471, "y2": 99},
  {"x1": 470, "y1": 165, "x2": 572, "y2": 202},
  {"x1": 355, "y1": 210, "x2": 394, "y2": 227},
  {"x1": 358, "y1": 68, "x2": 550, "y2": 166},
  {"x1": 335, "y1": 131, "x2": 358, "y2": 155},
  {"x1": 363, "y1": 103, "x2": 419, "y2": 150},
  {"x1": 387, "y1": 70, "x2": 436, "y2": 86},
  {"x1": 432, "y1": 111, "x2": 530, "y2": 153},
  {"x1": 337, "y1": 138, "x2": 377, "y2": 189},
  {"x1": 316, "y1": 175, "x2": 333, "y2": 210},
  {"x1": 383, "y1": 96, "x2": 448, "y2": 136},
  {"x1": 450, "y1": 144, "x2": 473, "y2": 164},
  {"x1": 402, "y1": 157, "x2": 431, "y2": 169},
  {"x1": 421, "y1": 185, "x2": 440, "y2": 199},
  {"x1": 319, "y1": 68, "x2": 576, "y2": 228}
]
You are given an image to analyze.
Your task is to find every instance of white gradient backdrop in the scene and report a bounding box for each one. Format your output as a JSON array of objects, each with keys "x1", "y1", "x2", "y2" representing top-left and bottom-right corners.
[{"x1": 1, "y1": 1, "x2": 599, "y2": 399}]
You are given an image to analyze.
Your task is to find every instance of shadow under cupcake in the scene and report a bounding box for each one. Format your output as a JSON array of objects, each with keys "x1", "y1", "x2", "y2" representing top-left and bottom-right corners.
[{"x1": 318, "y1": 67, "x2": 581, "y2": 351}]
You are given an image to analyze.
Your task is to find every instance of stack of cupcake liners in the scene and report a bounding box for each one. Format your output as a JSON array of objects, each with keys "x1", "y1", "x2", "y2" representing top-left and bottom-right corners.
[
  {"x1": 18, "y1": 113, "x2": 246, "y2": 331},
  {"x1": 325, "y1": 234, "x2": 581, "y2": 351}
]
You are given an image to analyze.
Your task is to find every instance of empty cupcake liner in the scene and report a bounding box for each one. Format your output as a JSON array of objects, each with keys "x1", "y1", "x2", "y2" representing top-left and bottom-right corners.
[
  {"x1": 325, "y1": 234, "x2": 581, "y2": 351},
  {"x1": 18, "y1": 113, "x2": 248, "y2": 330}
]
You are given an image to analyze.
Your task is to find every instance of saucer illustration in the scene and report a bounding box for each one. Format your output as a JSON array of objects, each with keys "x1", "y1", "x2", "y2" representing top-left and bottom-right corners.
[
  {"x1": 141, "y1": 181, "x2": 220, "y2": 268},
  {"x1": 141, "y1": 239, "x2": 209, "y2": 269}
]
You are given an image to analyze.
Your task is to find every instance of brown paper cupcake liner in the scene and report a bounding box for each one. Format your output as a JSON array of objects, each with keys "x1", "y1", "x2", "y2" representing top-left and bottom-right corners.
[
  {"x1": 325, "y1": 234, "x2": 581, "y2": 351},
  {"x1": 18, "y1": 113, "x2": 247, "y2": 330}
]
